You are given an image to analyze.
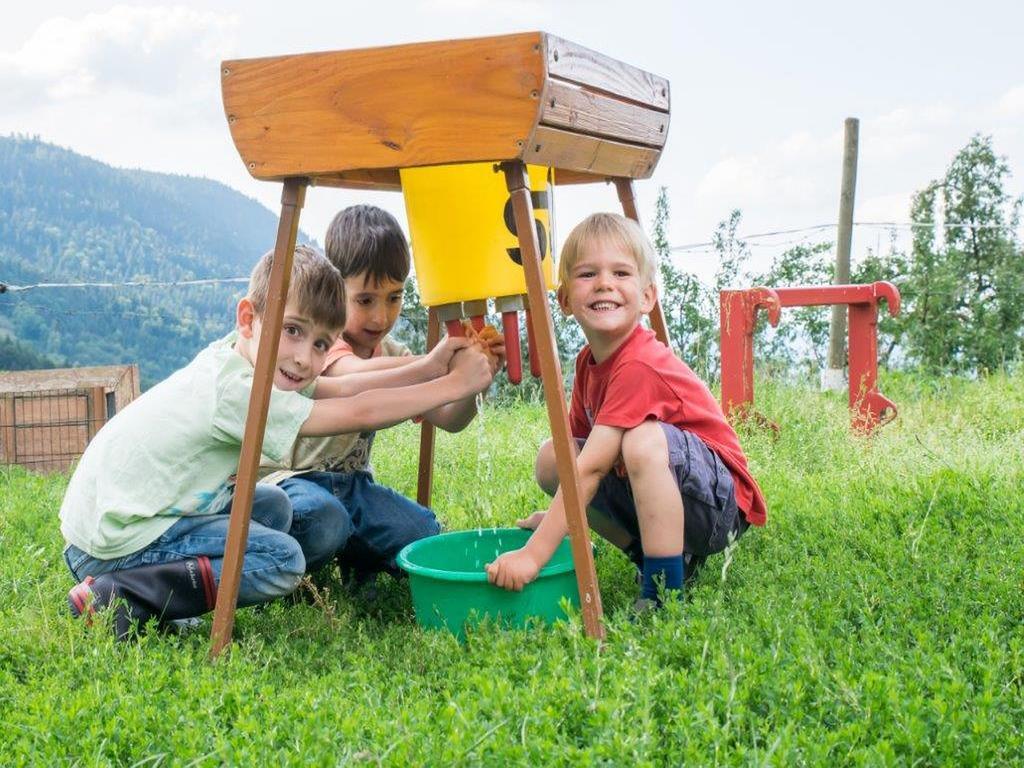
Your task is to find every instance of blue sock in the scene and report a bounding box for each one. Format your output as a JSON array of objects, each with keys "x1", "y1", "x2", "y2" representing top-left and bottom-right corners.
[{"x1": 641, "y1": 555, "x2": 684, "y2": 603}]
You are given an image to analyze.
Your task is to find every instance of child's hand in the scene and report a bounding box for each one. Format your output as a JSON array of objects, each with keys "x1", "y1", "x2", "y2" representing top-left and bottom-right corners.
[
  {"x1": 426, "y1": 335, "x2": 470, "y2": 378},
  {"x1": 462, "y1": 322, "x2": 505, "y2": 376},
  {"x1": 486, "y1": 547, "x2": 543, "y2": 591},
  {"x1": 516, "y1": 511, "x2": 546, "y2": 531},
  {"x1": 484, "y1": 333, "x2": 506, "y2": 375},
  {"x1": 449, "y1": 346, "x2": 493, "y2": 397}
]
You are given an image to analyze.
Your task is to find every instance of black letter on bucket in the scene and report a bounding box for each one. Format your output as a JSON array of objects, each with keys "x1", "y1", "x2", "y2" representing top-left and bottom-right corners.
[{"x1": 504, "y1": 191, "x2": 549, "y2": 266}]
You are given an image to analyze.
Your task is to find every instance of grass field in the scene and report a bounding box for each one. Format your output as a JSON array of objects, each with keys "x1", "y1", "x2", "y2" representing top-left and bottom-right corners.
[{"x1": 1, "y1": 372, "x2": 1023, "y2": 766}]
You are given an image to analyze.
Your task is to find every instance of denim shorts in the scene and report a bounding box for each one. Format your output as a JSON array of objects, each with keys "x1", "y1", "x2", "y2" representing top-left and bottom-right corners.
[{"x1": 585, "y1": 423, "x2": 748, "y2": 558}]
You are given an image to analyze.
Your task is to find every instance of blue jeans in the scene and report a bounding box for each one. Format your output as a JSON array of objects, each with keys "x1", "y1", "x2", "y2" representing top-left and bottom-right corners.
[
  {"x1": 278, "y1": 470, "x2": 440, "y2": 577},
  {"x1": 63, "y1": 484, "x2": 305, "y2": 607}
]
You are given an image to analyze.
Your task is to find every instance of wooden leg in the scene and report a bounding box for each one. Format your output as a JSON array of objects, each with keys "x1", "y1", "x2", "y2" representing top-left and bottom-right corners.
[
  {"x1": 416, "y1": 307, "x2": 441, "y2": 508},
  {"x1": 209, "y1": 177, "x2": 307, "y2": 660},
  {"x1": 501, "y1": 161, "x2": 605, "y2": 641},
  {"x1": 614, "y1": 178, "x2": 672, "y2": 350}
]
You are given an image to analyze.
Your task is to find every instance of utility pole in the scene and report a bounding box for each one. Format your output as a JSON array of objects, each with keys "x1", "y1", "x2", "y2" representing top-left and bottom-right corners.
[{"x1": 823, "y1": 117, "x2": 859, "y2": 391}]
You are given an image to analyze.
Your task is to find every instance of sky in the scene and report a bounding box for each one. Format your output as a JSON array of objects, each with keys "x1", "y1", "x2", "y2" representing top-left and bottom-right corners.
[{"x1": 2, "y1": 0, "x2": 1022, "y2": 280}]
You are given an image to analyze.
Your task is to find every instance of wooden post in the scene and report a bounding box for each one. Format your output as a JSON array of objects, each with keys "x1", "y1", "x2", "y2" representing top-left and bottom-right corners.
[
  {"x1": 87, "y1": 386, "x2": 107, "y2": 441},
  {"x1": 825, "y1": 118, "x2": 859, "y2": 389},
  {"x1": 502, "y1": 161, "x2": 605, "y2": 641},
  {"x1": 416, "y1": 307, "x2": 441, "y2": 507},
  {"x1": 614, "y1": 178, "x2": 671, "y2": 350},
  {"x1": 0, "y1": 395, "x2": 16, "y2": 465},
  {"x1": 210, "y1": 177, "x2": 307, "y2": 659}
]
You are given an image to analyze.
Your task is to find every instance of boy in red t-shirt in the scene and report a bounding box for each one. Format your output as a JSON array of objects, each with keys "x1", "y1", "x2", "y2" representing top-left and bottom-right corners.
[{"x1": 486, "y1": 213, "x2": 766, "y2": 608}]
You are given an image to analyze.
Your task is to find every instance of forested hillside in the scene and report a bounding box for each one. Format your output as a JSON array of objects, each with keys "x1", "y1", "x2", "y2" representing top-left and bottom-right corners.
[{"x1": 0, "y1": 136, "x2": 311, "y2": 385}]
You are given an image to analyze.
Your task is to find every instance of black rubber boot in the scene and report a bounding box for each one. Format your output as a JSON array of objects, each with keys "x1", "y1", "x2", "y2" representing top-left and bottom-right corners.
[{"x1": 68, "y1": 557, "x2": 217, "y2": 641}]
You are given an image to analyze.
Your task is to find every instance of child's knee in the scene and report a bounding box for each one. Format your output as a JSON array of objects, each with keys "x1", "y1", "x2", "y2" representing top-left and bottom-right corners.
[
  {"x1": 252, "y1": 483, "x2": 294, "y2": 532},
  {"x1": 621, "y1": 421, "x2": 670, "y2": 476},
  {"x1": 534, "y1": 439, "x2": 559, "y2": 495}
]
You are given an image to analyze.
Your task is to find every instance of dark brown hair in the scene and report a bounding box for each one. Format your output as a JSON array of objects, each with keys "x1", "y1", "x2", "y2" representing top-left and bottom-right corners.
[{"x1": 324, "y1": 205, "x2": 410, "y2": 284}]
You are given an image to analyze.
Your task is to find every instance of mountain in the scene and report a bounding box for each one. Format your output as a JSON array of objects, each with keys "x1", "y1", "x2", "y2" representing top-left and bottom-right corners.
[{"x1": 0, "y1": 135, "x2": 312, "y2": 386}]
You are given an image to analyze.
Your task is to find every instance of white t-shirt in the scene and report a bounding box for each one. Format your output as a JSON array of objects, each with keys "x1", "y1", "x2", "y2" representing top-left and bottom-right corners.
[
  {"x1": 60, "y1": 332, "x2": 314, "y2": 559},
  {"x1": 260, "y1": 334, "x2": 410, "y2": 484}
]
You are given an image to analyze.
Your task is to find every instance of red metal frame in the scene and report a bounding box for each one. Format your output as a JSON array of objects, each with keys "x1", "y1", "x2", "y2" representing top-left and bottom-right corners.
[{"x1": 719, "y1": 282, "x2": 901, "y2": 432}]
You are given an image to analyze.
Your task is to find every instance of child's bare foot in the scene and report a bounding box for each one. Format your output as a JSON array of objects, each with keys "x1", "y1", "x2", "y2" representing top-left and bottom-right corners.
[{"x1": 515, "y1": 511, "x2": 546, "y2": 530}]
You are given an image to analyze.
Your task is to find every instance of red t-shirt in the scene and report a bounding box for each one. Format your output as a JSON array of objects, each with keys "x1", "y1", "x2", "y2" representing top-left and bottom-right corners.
[{"x1": 569, "y1": 325, "x2": 767, "y2": 526}]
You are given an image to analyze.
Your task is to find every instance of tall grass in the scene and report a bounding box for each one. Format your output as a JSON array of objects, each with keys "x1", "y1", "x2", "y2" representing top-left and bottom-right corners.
[{"x1": 1, "y1": 372, "x2": 1022, "y2": 765}]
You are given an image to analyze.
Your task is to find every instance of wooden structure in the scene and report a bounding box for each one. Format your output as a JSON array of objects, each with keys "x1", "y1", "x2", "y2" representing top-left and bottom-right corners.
[
  {"x1": 0, "y1": 365, "x2": 140, "y2": 472},
  {"x1": 212, "y1": 32, "x2": 672, "y2": 656}
]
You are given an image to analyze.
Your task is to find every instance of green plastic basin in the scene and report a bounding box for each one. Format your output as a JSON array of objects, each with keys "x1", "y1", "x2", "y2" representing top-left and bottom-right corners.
[{"x1": 396, "y1": 528, "x2": 579, "y2": 637}]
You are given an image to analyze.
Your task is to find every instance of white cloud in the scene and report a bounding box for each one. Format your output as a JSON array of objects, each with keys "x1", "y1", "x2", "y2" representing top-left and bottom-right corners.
[
  {"x1": 0, "y1": 6, "x2": 237, "y2": 110},
  {"x1": 995, "y1": 85, "x2": 1024, "y2": 118}
]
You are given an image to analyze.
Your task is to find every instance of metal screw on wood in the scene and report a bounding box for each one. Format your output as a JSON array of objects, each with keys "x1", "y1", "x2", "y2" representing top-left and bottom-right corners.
[
  {"x1": 223, "y1": 68, "x2": 230, "y2": 76},
  {"x1": 530, "y1": 90, "x2": 539, "y2": 99}
]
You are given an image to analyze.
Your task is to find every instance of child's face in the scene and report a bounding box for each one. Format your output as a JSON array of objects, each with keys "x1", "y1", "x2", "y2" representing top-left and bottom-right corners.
[
  {"x1": 558, "y1": 239, "x2": 655, "y2": 353},
  {"x1": 238, "y1": 299, "x2": 340, "y2": 391},
  {"x1": 342, "y1": 273, "x2": 405, "y2": 358}
]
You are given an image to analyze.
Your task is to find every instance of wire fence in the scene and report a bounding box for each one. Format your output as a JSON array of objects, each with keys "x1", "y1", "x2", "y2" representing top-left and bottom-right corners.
[
  {"x1": 0, "y1": 387, "x2": 111, "y2": 473},
  {"x1": 1, "y1": 219, "x2": 1019, "y2": 294}
]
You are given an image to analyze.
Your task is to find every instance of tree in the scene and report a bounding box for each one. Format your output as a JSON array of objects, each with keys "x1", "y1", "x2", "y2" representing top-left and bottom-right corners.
[
  {"x1": 651, "y1": 187, "x2": 717, "y2": 379},
  {"x1": 901, "y1": 135, "x2": 1023, "y2": 372}
]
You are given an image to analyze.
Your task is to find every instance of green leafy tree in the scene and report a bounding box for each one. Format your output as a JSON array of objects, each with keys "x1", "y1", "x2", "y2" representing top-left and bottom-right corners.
[
  {"x1": 900, "y1": 135, "x2": 1023, "y2": 372},
  {"x1": 651, "y1": 187, "x2": 717, "y2": 379},
  {"x1": 753, "y1": 241, "x2": 834, "y2": 373}
]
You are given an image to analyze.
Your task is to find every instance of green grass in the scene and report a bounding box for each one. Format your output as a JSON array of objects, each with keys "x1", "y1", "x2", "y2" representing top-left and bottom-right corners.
[{"x1": 1, "y1": 372, "x2": 1023, "y2": 765}]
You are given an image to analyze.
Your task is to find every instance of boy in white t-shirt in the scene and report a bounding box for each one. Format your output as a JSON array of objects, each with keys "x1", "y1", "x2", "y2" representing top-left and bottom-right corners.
[{"x1": 63, "y1": 245, "x2": 493, "y2": 638}]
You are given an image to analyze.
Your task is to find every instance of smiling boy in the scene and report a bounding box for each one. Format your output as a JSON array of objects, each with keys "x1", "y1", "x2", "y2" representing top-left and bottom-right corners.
[
  {"x1": 486, "y1": 214, "x2": 767, "y2": 609},
  {"x1": 63, "y1": 245, "x2": 493, "y2": 638}
]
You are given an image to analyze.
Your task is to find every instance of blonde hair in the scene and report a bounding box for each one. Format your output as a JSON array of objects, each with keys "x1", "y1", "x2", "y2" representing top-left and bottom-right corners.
[
  {"x1": 247, "y1": 244, "x2": 347, "y2": 331},
  {"x1": 558, "y1": 213, "x2": 657, "y2": 287}
]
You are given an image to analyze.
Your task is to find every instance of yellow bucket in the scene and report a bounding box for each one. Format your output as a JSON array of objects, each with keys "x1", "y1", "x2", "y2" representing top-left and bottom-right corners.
[{"x1": 400, "y1": 163, "x2": 556, "y2": 307}]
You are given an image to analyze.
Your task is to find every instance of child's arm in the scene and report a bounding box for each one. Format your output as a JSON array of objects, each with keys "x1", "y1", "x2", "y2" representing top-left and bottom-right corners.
[
  {"x1": 485, "y1": 424, "x2": 624, "y2": 591},
  {"x1": 325, "y1": 354, "x2": 414, "y2": 375},
  {"x1": 300, "y1": 346, "x2": 493, "y2": 436},
  {"x1": 420, "y1": 332, "x2": 507, "y2": 432},
  {"x1": 313, "y1": 336, "x2": 470, "y2": 398}
]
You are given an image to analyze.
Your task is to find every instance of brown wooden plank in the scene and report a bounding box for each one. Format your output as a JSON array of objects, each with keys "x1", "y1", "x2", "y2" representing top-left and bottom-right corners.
[
  {"x1": 14, "y1": 395, "x2": 88, "y2": 425},
  {"x1": 87, "y1": 386, "x2": 107, "y2": 441},
  {"x1": 223, "y1": 33, "x2": 544, "y2": 180},
  {"x1": 210, "y1": 178, "x2": 307, "y2": 660},
  {"x1": 416, "y1": 307, "x2": 441, "y2": 508},
  {"x1": 0, "y1": 396, "x2": 16, "y2": 464},
  {"x1": 502, "y1": 161, "x2": 605, "y2": 641},
  {"x1": 0, "y1": 365, "x2": 129, "y2": 394},
  {"x1": 525, "y1": 125, "x2": 660, "y2": 179},
  {"x1": 541, "y1": 80, "x2": 668, "y2": 148},
  {"x1": 543, "y1": 34, "x2": 669, "y2": 111},
  {"x1": 315, "y1": 169, "x2": 403, "y2": 192}
]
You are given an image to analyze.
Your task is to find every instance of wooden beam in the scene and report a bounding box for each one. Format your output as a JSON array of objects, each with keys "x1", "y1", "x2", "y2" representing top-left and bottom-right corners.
[
  {"x1": 544, "y1": 34, "x2": 670, "y2": 111},
  {"x1": 614, "y1": 178, "x2": 672, "y2": 349},
  {"x1": 210, "y1": 177, "x2": 307, "y2": 660},
  {"x1": 540, "y1": 80, "x2": 668, "y2": 148},
  {"x1": 525, "y1": 125, "x2": 659, "y2": 180},
  {"x1": 416, "y1": 307, "x2": 441, "y2": 508},
  {"x1": 502, "y1": 160, "x2": 605, "y2": 641},
  {"x1": 223, "y1": 33, "x2": 544, "y2": 180}
]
